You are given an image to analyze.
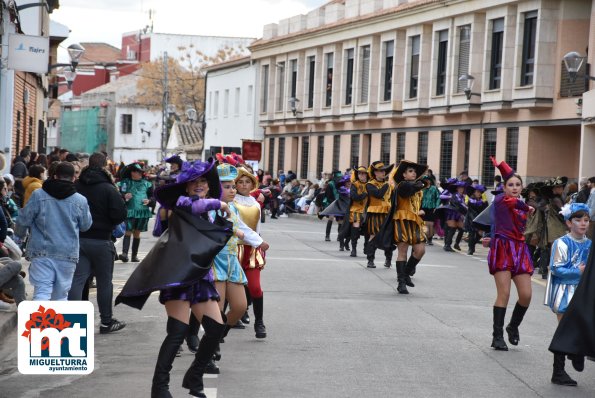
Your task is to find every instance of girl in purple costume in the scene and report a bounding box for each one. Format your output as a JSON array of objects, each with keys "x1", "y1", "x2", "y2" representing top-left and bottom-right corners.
[{"x1": 487, "y1": 157, "x2": 535, "y2": 352}]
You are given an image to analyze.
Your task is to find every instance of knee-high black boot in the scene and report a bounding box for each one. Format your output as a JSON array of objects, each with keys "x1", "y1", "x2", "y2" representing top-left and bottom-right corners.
[
  {"x1": 505, "y1": 302, "x2": 528, "y2": 346},
  {"x1": 551, "y1": 353, "x2": 577, "y2": 386},
  {"x1": 491, "y1": 306, "x2": 508, "y2": 351},
  {"x1": 182, "y1": 316, "x2": 226, "y2": 398},
  {"x1": 443, "y1": 227, "x2": 455, "y2": 252},
  {"x1": 404, "y1": 255, "x2": 420, "y2": 287},
  {"x1": 384, "y1": 248, "x2": 393, "y2": 268},
  {"x1": 395, "y1": 261, "x2": 409, "y2": 294},
  {"x1": 366, "y1": 240, "x2": 376, "y2": 268},
  {"x1": 453, "y1": 228, "x2": 464, "y2": 251},
  {"x1": 540, "y1": 246, "x2": 551, "y2": 279},
  {"x1": 119, "y1": 235, "x2": 131, "y2": 262},
  {"x1": 336, "y1": 222, "x2": 341, "y2": 241},
  {"x1": 253, "y1": 296, "x2": 266, "y2": 338},
  {"x1": 325, "y1": 220, "x2": 332, "y2": 241},
  {"x1": 152, "y1": 317, "x2": 189, "y2": 398},
  {"x1": 350, "y1": 227, "x2": 359, "y2": 257},
  {"x1": 467, "y1": 230, "x2": 477, "y2": 255},
  {"x1": 186, "y1": 313, "x2": 200, "y2": 353},
  {"x1": 131, "y1": 238, "x2": 141, "y2": 262}
]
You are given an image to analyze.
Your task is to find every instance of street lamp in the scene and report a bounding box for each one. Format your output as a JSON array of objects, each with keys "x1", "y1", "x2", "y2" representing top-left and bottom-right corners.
[
  {"x1": 289, "y1": 97, "x2": 301, "y2": 116},
  {"x1": 562, "y1": 51, "x2": 595, "y2": 84},
  {"x1": 48, "y1": 43, "x2": 86, "y2": 89},
  {"x1": 139, "y1": 121, "x2": 151, "y2": 140},
  {"x1": 459, "y1": 74, "x2": 480, "y2": 100}
]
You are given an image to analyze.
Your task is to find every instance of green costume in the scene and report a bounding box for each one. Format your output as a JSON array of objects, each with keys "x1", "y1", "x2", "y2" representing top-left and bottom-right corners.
[{"x1": 117, "y1": 178, "x2": 153, "y2": 232}]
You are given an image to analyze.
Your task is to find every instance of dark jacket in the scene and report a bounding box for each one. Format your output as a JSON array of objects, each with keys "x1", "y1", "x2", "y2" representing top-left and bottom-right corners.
[{"x1": 76, "y1": 167, "x2": 127, "y2": 240}]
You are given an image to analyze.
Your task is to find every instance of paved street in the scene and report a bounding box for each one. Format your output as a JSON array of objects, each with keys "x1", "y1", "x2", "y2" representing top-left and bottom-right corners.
[{"x1": 0, "y1": 216, "x2": 594, "y2": 398}]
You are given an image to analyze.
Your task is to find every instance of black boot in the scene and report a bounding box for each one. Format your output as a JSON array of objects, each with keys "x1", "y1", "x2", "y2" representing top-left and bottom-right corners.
[
  {"x1": 152, "y1": 317, "x2": 189, "y2": 398},
  {"x1": 384, "y1": 249, "x2": 393, "y2": 268},
  {"x1": 350, "y1": 227, "x2": 359, "y2": 257},
  {"x1": 568, "y1": 354, "x2": 585, "y2": 372},
  {"x1": 505, "y1": 302, "x2": 528, "y2": 346},
  {"x1": 453, "y1": 228, "x2": 464, "y2": 251},
  {"x1": 131, "y1": 238, "x2": 141, "y2": 262},
  {"x1": 182, "y1": 315, "x2": 226, "y2": 398},
  {"x1": 339, "y1": 240, "x2": 345, "y2": 251},
  {"x1": 404, "y1": 256, "x2": 420, "y2": 287},
  {"x1": 366, "y1": 241, "x2": 376, "y2": 268},
  {"x1": 395, "y1": 261, "x2": 409, "y2": 294},
  {"x1": 491, "y1": 306, "x2": 508, "y2": 351},
  {"x1": 344, "y1": 238, "x2": 350, "y2": 252},
  {"x1": 325, "y1": 220, "x2": 332, "y2": 241},
  {"x1": 119, "y1": 235, "x2": 131, "y2": 262},
  {"x1": 467, "y1": 231, "x2": 476, "y2": 255},
  {"x1": 539, "y1": 246, "x2": 551, "y2": 279},
  {"x1": 253, "y1": 296, "x2": 266, "y2": 338},
  {"x1": 443, "y1": 227, "x2": 455, "y2": 252},
  {"x1": 551, "y1": 353, "x2": 577, "y2": 386},
  {"x1": 186, "y1": 313, "x2": 200, "y2": 353}
]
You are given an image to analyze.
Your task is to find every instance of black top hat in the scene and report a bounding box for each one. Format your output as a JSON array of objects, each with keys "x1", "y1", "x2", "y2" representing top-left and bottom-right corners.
[{"x1": 393, "y1": 160, "x2": 428, "y2": 184}]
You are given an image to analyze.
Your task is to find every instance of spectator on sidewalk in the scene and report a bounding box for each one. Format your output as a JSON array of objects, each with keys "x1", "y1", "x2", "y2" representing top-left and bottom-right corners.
[
  {"x1": 10, "y1": 149, "x2": 29, "y2": 207},
  {"x1": 17, "y1": 162, "x2": 92, "y2": 301},
  {"x1": 22, "y1": 164, "x2": 46, "y2": 207},
  {"x1": 0, "y1": 257, "x2": 26, "y2": 307},
  {"x1": 69, "y1": 152, "x2": 128, "y2": 334}
]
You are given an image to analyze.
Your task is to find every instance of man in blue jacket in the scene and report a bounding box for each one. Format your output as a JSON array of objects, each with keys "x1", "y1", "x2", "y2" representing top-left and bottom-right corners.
[{"x1": 18, "y1": 162, "x2": 92, "y2": 301}]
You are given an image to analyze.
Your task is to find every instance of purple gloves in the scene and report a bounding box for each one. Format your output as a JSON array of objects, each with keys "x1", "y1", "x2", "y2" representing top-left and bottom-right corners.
[{"x1": 176, "y1": 196, "x2": 221, "y2": 215}]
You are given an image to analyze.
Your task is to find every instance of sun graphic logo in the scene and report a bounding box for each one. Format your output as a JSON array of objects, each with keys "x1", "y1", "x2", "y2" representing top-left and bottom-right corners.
[{"x1": 18, "y1": 301, "x2": 94, "y2": 375}]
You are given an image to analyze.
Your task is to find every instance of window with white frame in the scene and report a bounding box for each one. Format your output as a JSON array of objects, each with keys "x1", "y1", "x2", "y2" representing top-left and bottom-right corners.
[
  {"x1": 409, "y1": 36, "x2": 420, "y2": 99},
  {"x1": 345, "y1": 49, "x2": 354, "y2": 105},
  {"x1": 521, "y1": 11, "x2": 537, "y2": 86},
  {"x1": 359, "y1": 45, "x2": 371, "y2": 104},
  {"x1": 436, "y1": 30, "x2": 448, "y2": 96},
  {"x1": 234, "y1": 87, "x2": 240, "y2": 116},
  {"x1": 214, "y1": 91, "x2": 219, "y2": 118},
  {"x1": 489, "y1": 18, "x2": 504, "y2": 90},
  {"x1": 121, "y1": 114, "x2": 132, "y2": 134},
  {"x1": 457, "y1": 25, "x2": 471, "y2": 92},
  {"x1": 277, "y1": 61, "x2": 285, "y2": 112},
  {"x1": 261, "y1": 65, "x2": 269, "y2": 113},
  {"x1": 290, "y1": 59, "x2": 298, "y2": 99},
  {"x1": 247, "y1": 85, "x2": 253, "y2": 114},
  {"x1": 325, "y1": 52, "x2": 334, "y2": 107},
  {"x1": 224, "y1": 89, "x2": 229, "y2": 117},
  {"x1": 382, "y1": 40, "x2": 394, "y2": 101},
  {"x1": 307, "y1": 56, "x2": 315, "y2": 109},
  {"x1": 208, "y1": 92, "x2": 212, "y2": 117}
]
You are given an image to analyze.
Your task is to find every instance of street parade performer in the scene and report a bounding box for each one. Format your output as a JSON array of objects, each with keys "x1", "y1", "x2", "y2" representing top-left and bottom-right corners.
[
  {"x1": 153, "y1": 154, "x2": 184, "y2": 236},
  {"x1": 376, "y1": 160, "x2": 428, "y2": 294},
  {"x1": 348, "y1": 166, "x2": 369, "y2": 257},
  {"x1": 486, "y1": 157, "x2": 535, "y2": 352},
  {"x1": 545, "y1": 203, "x2": 591, "y2": 386},
  {"x1": 320, "y1": 175, "x2": 352, "y2": 252},
  {"x1": 465, "y1": 184, "x2": 488, "y2": 255},
  {"x1": 365, "y1": 161, "x2": 394, "y2": 269},
  {"x1": 234, "y1": 166, "x2": 271, "y2": 339},
  {"x1": 115, "y1": 159, "x2": 234, "y2": 398}
]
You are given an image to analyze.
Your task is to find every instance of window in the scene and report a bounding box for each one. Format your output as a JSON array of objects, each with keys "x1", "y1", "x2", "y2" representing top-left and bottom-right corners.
[
  {"x1": 409, "y1": 35, "x2": 420, "y2": 99},
  {"x1": 317, "y1": 136, "x2": 324, "y2": 177},
  {"x1": 351, "y1": 134, "x2": 360, "y2": 166},
  {"x1": 224, "y1": 89, "x2": 229, "y2": 117},
  {"x1": 277, "y1": 137, "x2": 285, "y2": 172},
  {"x1": 382, "y1": 41, "x2": 394, "y2": 101},
  {"x1": 396, "y1": 132, "x2": 406, "y2": 162},
  {"x1": 380, "y1": 133, "x2": 391, "y2": 164},
  {"x1": 506, "y1": 127, "x2": 519, "y2": 172},
  {"x1": 214, "y1": 91, "x2": 219, "y2": 117},
  {"x1": 290, "y1": 59, "x2": 298, "y2": 99},
  {"x1": 359, "y1": 45, "x2": 371, "y2": 103},
  {"x1": 301, "y1": 137, "x2": 309, "y2": 179},
  {"x1": 436, "y1": 30, "x2": 448, "y2": 96},
  {"x1": 417, "y1": 131, "x2": 428, "y2": 165},
  {"x1": 489, "y1": 18, "x2": 504, "y2": 90},
  {"x1": 457, "y1": 26, "x2": 471, "y2": 92},
  {"x1": 345, "y1": 49, "x2": 354, "y2": 105},
  {"x1": 482, "y1": 129, "x2": 497, "y2": 185},
  {"x1": 268, "y1": 137, "x2": 275, "y2": 173},
  {"x1": 277, "y1": 61, "x2": 285, "y2": 112},
  {"x1": 247, "y1": 85, "x2": 253, "y2": 114},
  {"x1": 261, "y1": 65, "x2": 269, "y2": 113},
  {"x1": 325, "y1": 53, "x2": 334, "y2": 107},
  {"x1": 332, "y1": 135, "x2": 341, "y2": 171},
  {"x1": 121, "y1": 114, "x2": 132, "y2": 134},
  {"x1": 521, "y1": 11, "x2": 537, "y2": 86},
  {"x1": 462, "y1": 129, "x2": 470, "y2": 173},
  {"x1": 439, "y1": 130, "x2": 453, "y2": 178},
  {"x1": 234, "y1": 87, "x2": 240, "y2": 116},
  {"x1": 307, "y1": 56, "x2": 315, "y2": 108},
  {"x1": 208, "y1": 92, "x2": 212, "y2": 117}
]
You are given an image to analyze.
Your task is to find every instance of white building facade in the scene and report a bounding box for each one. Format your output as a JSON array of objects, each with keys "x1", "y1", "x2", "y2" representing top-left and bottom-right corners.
[{"x1": 204, "y1": 57, "x2": 263, "y2": 165}]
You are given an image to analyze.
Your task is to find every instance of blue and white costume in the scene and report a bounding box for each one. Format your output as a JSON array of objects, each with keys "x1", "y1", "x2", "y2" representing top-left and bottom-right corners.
[{"x1": 545, "y1": 234, "x2": 591, "y2": 313}]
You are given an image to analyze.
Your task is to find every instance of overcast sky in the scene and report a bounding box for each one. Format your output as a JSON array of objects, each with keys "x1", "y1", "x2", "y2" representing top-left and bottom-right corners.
[{"x1": 52, "y1": 0, "x2": 327, "y2": 61}]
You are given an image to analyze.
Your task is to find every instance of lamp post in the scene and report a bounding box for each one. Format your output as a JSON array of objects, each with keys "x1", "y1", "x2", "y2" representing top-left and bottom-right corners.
[
  {"x1": 139, "y1": 121, "x2": 151, "y2": 143},
  {"x1": 48, "y1": 43, "x2": 86, "y2": 89},
  {"x1": 459, "y1": 74, "x2": 480, "y2": 100},
  {"x1": 562, "y1": 51, "x2": 595, "y2": 85}
]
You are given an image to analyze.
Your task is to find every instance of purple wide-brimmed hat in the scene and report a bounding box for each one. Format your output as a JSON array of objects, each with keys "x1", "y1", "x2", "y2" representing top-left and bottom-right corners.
[
  {"x1": 155, "y1": 158, "x2": 221, "y2": 209},
  {"x1": 466, "y1": 184, "x2": 486, "y2": 196},
  {"x1": 446, "y1": 179, "x2": 468, "y2": 193}
]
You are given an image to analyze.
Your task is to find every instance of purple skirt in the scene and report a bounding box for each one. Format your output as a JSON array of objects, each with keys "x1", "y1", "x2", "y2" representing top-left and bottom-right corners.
[
  {"x1": 444, "y1": 209, "x2": 464, "y2": 222},
  {"x1": 487, "y1": 235, "x2": 534, "y2": 276},
  {"x1": 159, "y1": 269, "x2": 220, "y2": 305}
]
